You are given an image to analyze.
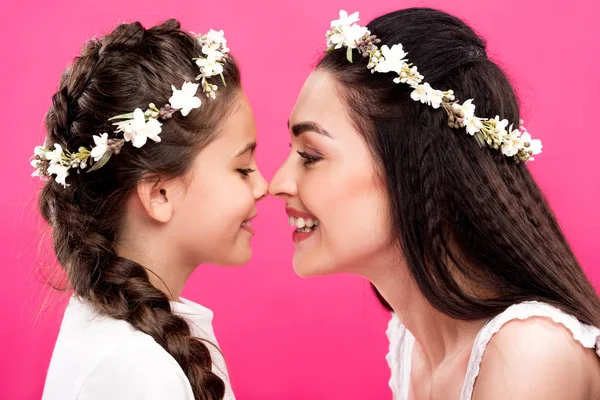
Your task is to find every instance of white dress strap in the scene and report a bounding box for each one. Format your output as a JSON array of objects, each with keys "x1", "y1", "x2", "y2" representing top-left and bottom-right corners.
[
  {"x1": 386, "y1": 313, "x2": 414, "y2": 400},
  {"x1": 460, "y1": 301, "x2": 600, "y2": 399}
]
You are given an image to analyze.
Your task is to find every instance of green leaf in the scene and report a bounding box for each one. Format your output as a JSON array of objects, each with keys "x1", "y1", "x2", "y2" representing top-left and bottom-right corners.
[
  {"x1": 86, "y1": 152, "x2": 112, "y2": 173},
  {"x1": 108, "y1": 112, "x2": 135, "y2": 121},
  {"x1": 346, "y1": 47, "x2": 353, "y2": 63},
  {"x1": 220, "y1": 72, "x2": 226, "y2": 87}
]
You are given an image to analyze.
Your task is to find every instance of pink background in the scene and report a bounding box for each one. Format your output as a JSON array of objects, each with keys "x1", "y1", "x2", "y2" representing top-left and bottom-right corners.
[{"x1": 1, "y1": 0, "x2": 599, "y2": 398}]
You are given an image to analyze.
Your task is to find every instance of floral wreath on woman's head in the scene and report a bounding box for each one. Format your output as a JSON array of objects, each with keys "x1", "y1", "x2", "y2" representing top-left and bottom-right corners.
[{"x1": 325, "y1": 11, "x2": 542, "y2": 163}]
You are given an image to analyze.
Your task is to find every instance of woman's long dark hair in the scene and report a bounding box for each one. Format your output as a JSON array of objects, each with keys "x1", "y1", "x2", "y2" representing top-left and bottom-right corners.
[
  {"x1": 39, "y1": 20, "x2": 241, "y2": 400},
  {"x1": 319, "y1": 8, "x2": 600, "y2": 326}
]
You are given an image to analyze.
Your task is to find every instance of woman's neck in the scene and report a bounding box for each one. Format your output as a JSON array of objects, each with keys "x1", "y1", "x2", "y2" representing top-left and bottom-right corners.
[{"x1": 369, "y1": 262, "x2": 486, "y2": 369}]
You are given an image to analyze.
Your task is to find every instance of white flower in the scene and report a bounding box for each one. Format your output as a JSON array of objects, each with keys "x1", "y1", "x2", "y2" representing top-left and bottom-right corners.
[
  {"x1": 119, "y1": 108, "x2": 163, "y2": 148},
  {"x1": 196, "y1": 57, "x2": 224, "y2": 77},
  {"x1": 461, "y1": 99, "x2": 476, "y2": 120},
  {"x1": 30, "y1": 159, "x2": 41, "y2": 177},
  {"x1": 47, "y1": 162, "x2": 70, "y2": 187},
  {"x1": 46, "y1": 144, "x2": 64, "y2": 165},
  {"x1": 428, "y1": 87, "x2": 444, "y2": 109},
  {"x1": 465, "y1": 116, "x2": 483, "y2": 135},
  {"x1": 397, "y1": 66, "x2": 423, "y2": 86},
  {"x1": 339, "y1": 24, "x2": 369, "y2": 49},
  {"x1": 195, "y1": 39, "x2": 228, "y2": 78},
  {"x1": 169, "y1": 82, "x2": 201, "y2": 117},
  {"x1": 493, "y1": 116, "x2": 510, "y2": 139},
  {"x1": 454, "y1": 99, "x2": 483, "y2": 135},
  {"x1": 490, "y1": 115, "x2": 508, "y2": 143},
  {"x1": 367, "y1": 49, "x2": 383, "y2": 69},
  {"x1": 331, "y1": 10, "x2": 360, "y2": 28},
  {"x1": 327, "y1": 12, "x2": 369, "y2": 50},
  {"x1": 410, "y1": 84, "x2": 428, "y2": 104},
  {"x1": 34, "y1": 145, "x2": 46, "y2": 158},
  {"x1": 326, "y1": 31, "x2": 345, "y2": 49},
  {"x1": 410, "y1": 83, "x2": 443, "y2": 109},
  {"x1": 374, "y1": 44, "x2": 407, "y2": 74},
  {"x1": 501, "y1": 128, "x2": 523, "y2": 157},
  {"x1": 202, "y1": 45, "x2": 225, "y2": 63},
  {"x1": 90, "y1": 133, "x2": 109, "y2": 162},
  {"x1": 203, "y1": 29, "x2": 229, "y2": 53},
  {"x1": 520, "y1": 132, "x2": 543, "y2": 155}
]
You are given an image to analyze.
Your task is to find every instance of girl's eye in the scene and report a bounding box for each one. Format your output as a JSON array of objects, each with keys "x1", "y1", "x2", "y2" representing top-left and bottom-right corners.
[
  {"x1": 297, "y1": 151, "x2": 322, "y2": 166},
  {"x1": 237, "y1": 168, "x2": 256, "y2": 179}
]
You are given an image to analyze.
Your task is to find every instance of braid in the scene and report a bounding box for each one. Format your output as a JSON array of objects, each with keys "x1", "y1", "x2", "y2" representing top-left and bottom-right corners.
[{"x1": 38, "y1": 19, "x2": 240, "y2": 400}]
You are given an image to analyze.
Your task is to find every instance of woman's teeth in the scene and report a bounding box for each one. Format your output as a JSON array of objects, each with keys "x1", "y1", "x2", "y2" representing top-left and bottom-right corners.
[
  {"x1": 241, "y1": 220, "x2": 251, "y2": 227},
  {"x1": 288, "y1": 216, "x2": 319, "y2": 232}
]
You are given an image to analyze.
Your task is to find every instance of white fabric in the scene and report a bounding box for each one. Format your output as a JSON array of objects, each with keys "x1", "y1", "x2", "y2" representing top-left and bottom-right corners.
[
  {"x1": 386, "y1": 301, "x2": 600, "y2": 400},
  {"x1": 385, "y1": 314, "x2": 414, "y2": 400},
  {"x1": 42, "y1": 296, "x2": 235, "y2": 400}
]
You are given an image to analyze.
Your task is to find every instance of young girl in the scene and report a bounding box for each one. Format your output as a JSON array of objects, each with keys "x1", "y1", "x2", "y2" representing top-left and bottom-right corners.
[
  {"x1": 270, "y1": 8, "x2": 600, "y2": 399},
  {"x1": 33, "y1": 20, "x2": 266, "y2": 400}
]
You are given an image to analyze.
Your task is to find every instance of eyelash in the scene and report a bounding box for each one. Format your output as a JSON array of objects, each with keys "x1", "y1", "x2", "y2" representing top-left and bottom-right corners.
[
  {"x1": 237, "y1": 168, "x2": 256, "y2": 178},
  {"x1": 297, "y1": 151, "x2": 322, "y2": 165}
]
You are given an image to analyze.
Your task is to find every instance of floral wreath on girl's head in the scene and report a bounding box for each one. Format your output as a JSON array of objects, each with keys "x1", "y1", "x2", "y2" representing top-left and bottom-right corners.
[{"x1": 31, "y1": 29, "x2": 230, "y2": 188}]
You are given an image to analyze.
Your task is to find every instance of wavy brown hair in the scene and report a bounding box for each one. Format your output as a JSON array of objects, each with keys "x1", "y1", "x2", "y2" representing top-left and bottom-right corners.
[
  {"x1": 38, "y1": 19, "x2": 241, "y2": 400},
  {"x1": 318, "y1": 8, "x2": 600, "y2": 326}
]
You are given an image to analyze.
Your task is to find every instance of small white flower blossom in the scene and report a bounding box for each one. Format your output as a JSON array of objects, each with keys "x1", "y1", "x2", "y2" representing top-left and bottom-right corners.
[
  {"x1": 47, "y1": 162, "x2": 70, "y2": 187},
  {"x1": 461, "y1": 99, "x2": 476, "y2": 120},
  {"x1": 326, "y1": 10, "x2": 368, "y2": 51},
  {"x1": 367, "y1": 49, "x2": 383, "y2": 70},
  {"x1": 520, "y1": 132, "x2": 543, "y2": 155},
  {"x1": 339, "y1": 24, "x2": 369, "y2": 49},
  {"x1": 193, "y1": 29, "x2": 229, "y2": 97},
  {"x1": 397, "y1": 66, "x2": 423, "y2": 86},
  {"x1": 374, "y1": 44, "x2": 407, "y2": 74},
  {"x1": 465, "y1": 116, "x2": 484, "y2": 135},
  {"x1": 169, "y1": 82, "x2": 201, "y2": 117},
  {"x1": 327, "y1": 31, "x2": 346, "y2": 50},
  {"x1": 410, "y1": 84, "x2": 428, "y2": 103},
  {"x1": 500, "y1": 128, "x2": 523, "y2": 157},
  {"x1": 196, "y1": 57, "x2": 224, "y2": 77},
  {"x1": 331, "y1": 10, "x2": 360, "y2": 28},
  {"x1": 493, "y1": 116, "x2": 510, "y2": 138},
  {"x1": 203, "y1": 29, "x2": 229, "y2": 53},
  {"x1": 427, "y1": 86, "x2": 444, "y2": 109},
  {"x1": 202, "y1": 45, "x2": 225, "y2": 63},
  {"x1": 455, "y1": 99, "x2": 483, "y2": 135},
  {"x1": 410, "y1": 83, "x2": 443, "y2": 109},
  {"x1": 119, "y1": 108, "x2": 163, "y2": 148},
  {"x1": 34, "y1": 146, "x2": 46, "y2": 158},
  {"x1": 90, "y1": 133, "x2": 109, "y2": 162},
  {"x1": 46, "y1": 144, "x2": 64, "y2": 165},
  {"x1": 30, "y1": 159, "x2": 41, "y2": 177}
]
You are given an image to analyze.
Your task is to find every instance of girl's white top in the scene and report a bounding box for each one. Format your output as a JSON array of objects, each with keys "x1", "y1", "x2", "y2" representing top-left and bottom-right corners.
[
  {"x1": 386, "y1": 301, "x2": 600, "y2": 399},
  {"x1": 43, "y1": 296, "x2": 235, "y2": 400}
]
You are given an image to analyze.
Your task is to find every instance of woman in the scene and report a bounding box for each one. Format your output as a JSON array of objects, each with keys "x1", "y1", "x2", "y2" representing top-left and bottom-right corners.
[{"x1": 270, "y1": 8, "x2": 600, "y2": 399}]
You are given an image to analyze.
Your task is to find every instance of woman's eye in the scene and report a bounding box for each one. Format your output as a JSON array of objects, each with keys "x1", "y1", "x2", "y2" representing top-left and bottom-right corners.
[{"x1": 297, "y1": 151, "x2": 322, "y2": 166}]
